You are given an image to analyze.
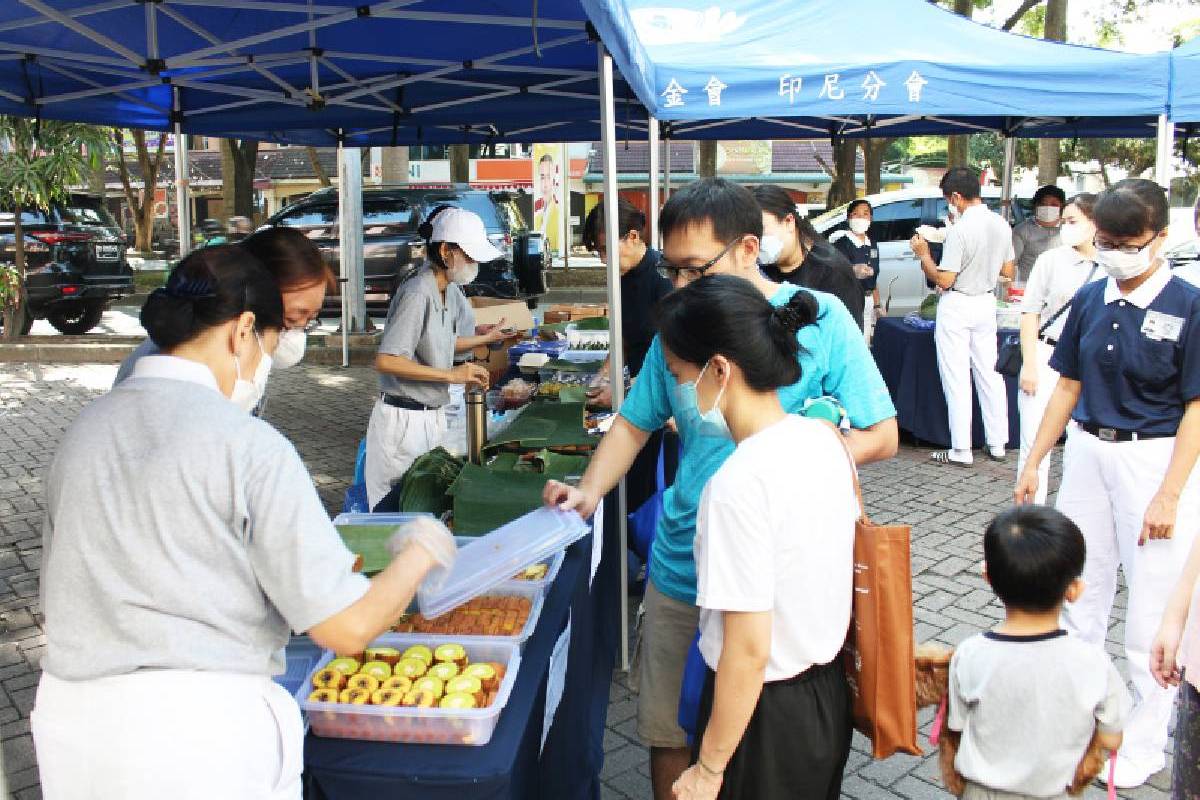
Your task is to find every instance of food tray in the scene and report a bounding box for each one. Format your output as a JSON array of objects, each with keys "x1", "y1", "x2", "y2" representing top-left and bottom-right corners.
[
  {"x1": 274, "y1": 638, "x2": 324, "y2": 698},
  {"x1": 453, "y1": 536, "x2": 564, "y2": 593},
  {"x1": 400, "y1": 583, "x2": 544, "y2": 650},
  {"x1": 297, "y1": 634, "x2": 521, "y2": 746}
]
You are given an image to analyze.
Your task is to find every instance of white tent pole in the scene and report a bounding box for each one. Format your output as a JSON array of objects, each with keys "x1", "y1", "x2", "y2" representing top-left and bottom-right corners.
[
  {"x1": 663, "y1": 133, "x2": 672, "y2": 232},
  {"x1": 647, "y1": 115, "x2": 659, "y2": 249},
  {"x1": 339, "y1": 143, "x2": 367, "y2": 334},
  {"x1": 1155, "y1": 114, "x2": 1174, "y2": 195},
  {"x1": 560, "y1": 140, "x2": 571, "y2": 268},
  {"x1": 172, "y1": 87, "x2": 191, "y2": 259},
  {"x1": 1000, "y1": 135, "x2": 1017, "y2": 224},
  {"x1": 337, "y1": 133, "x2": 350, "y2": 367},
  {"x1": 598, "y1": 42, "x2": 629, "y2": 673}
]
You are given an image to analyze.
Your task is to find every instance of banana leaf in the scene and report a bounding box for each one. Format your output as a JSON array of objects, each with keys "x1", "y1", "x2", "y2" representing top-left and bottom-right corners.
[
  {"x1": 557, "y1": 385, "x2": 588, "y2": 404},
  {"x1": 335, "y1": 525, "x2": 401, "y2": 575},
  {"x1": 544, "y1": 358, "x2": 605, "y2": 373},
  {"x1": 484, "y1": 401, "x2": 594, "y2": 452},
  {"x1": 447, "y1": 463, "x2": 552, "y2": 535},
  {"x1": 397, "y1": 447, "x2": 462, "y2": 515},
  {"x1": 539, "y1": 316, "x2": 610, "y2": 338}
]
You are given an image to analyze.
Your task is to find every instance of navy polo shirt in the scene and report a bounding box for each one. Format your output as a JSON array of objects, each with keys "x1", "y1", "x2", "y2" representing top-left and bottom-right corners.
[
  {"x1": 831, "y1": 231, "x2": 880, "y2": 292},
  {"x1": 1050, "y1": 267, "x2": 1200, "y2": 436}
]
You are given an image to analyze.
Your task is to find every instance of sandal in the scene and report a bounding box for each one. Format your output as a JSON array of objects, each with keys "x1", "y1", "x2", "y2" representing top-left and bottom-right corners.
[{"x1": 931, "y1": 450, "x2": 971, "y2": 466}]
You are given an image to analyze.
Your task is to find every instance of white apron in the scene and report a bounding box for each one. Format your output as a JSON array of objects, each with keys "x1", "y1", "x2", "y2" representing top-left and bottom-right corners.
[{"x1": 33, "y1": 669, "x2": 303, "y2": 800}]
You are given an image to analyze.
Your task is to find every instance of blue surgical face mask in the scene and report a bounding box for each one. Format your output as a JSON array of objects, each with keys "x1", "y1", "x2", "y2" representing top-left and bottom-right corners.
[{"x1": 674, "y1": 359, "x2": 730, "y2": 440}]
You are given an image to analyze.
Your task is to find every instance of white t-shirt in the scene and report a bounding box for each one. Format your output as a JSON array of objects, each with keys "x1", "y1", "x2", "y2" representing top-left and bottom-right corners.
[
  {"x1": 940, "y1": 204, "x2": 1015, "y2": 296},
  {"x1": 694, "y1": 415, "x2": 857, "y2": 682},
  {"x1": 1018, "y1": 245, "x2": 1102, "y2": 341}
]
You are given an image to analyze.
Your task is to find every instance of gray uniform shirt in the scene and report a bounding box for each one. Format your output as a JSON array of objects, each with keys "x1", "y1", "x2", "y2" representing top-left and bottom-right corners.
[
  {"x1": 41, "y1": 355, "x2": 369, "y2": 681},
  {"x1": 948, "y1": 630, "x2": 1131, "y2": 797},
  {"x1": 378, "y1": 265, "x2": 475, "y2": 408},
  {"x1": 112, "y1": 338, "x2": 160, "y2": 387},
  {"x1": 940, "y1": 204, "x2": 1016, "y2": 296},
  {"x1": 1012, "y1": 219, "x2": 1063, "y2": 285}
]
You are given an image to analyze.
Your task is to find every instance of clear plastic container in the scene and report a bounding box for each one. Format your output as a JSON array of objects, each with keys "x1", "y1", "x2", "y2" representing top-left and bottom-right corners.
[
  {"x1": 400, "y1": 582, "x2": 544, "y2": 649},
  {"x1": 297, "y1": 633, "x2": 521, "y2": 746},
  {"x1": 453, "y1": 536, "x2": 564, "y2": 593},
  {"x1": 419, "y1": 507, "x2": 588, "y2": 619},
  {"x1": 274, "y1": 638, "x2": 324, "y2": 698},
  {"x1": 332, "y1": 512, "x2": 437, "y2": 575}
]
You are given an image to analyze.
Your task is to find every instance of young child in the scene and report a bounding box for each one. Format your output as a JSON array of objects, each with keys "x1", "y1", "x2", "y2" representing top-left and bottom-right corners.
[{"x1": 946, "y1": 506, "x2": 1132, "y2": 799}]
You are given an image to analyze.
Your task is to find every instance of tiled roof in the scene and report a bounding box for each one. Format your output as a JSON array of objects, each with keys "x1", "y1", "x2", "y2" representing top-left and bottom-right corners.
[{"x1": 104, "y1": 146, "x2": 339, "y2": 186}]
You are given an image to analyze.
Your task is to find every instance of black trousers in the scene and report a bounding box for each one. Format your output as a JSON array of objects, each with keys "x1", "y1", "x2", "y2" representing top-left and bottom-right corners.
[{"x1": 695, "y1": 660, "x2": 852, "y2": 800}]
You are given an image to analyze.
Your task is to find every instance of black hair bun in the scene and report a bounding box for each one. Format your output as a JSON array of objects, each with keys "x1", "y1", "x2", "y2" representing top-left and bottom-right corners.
[
  {"x1": 141, "y1": 288, "x2": 197, "y2": 349},
  {"x1": 417, "y1": 221, "x2": 434, "y2": 240},
  {"x1": 772, "y1": 290, "x2": 818, "y2": 334}
]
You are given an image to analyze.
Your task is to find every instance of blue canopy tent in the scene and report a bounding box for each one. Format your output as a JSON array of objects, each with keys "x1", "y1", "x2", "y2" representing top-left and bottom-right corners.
[{"x1": 1172, "y1": 36, "x2": 1200, "y2": 123}]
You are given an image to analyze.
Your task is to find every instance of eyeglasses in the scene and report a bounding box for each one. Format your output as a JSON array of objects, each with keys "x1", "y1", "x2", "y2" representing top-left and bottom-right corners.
[
  {"x1": 657, "y1": 237, "x2": 745, "y2": 282},
  {"x1": 1093, "y1": 234, "x2": 1158, "y2": 255}
]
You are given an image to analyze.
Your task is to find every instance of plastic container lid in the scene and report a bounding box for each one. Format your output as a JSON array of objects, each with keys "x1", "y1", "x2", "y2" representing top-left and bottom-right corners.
[{"x1": 418, "y1": 507, "x2": 588, "y2": 619}]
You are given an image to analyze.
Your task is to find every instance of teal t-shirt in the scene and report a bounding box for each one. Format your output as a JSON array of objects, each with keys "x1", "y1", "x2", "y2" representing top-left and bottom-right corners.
[{"x1": 619, "y1": 284, "x2": 895, "y2": 604}]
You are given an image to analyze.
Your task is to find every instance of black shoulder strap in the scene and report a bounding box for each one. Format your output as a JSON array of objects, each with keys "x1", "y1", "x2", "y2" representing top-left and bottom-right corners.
[{"x1": 1037, "y1": 262, "x2": 1099, "y2": 336}]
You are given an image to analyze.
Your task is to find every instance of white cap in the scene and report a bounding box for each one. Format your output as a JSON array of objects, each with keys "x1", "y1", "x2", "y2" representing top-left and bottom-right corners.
[{"x1": 429, "y1": 206, "x2": 503, "y2": 263}]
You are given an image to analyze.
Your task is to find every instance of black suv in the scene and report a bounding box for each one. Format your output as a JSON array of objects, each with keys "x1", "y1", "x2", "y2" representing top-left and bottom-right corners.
[
  {"x1": 1, "y1": 195, "x2": 134, "y2": 335},
  {"x1": 265, "y1": 185, "x2": 547, "y2": 311}
]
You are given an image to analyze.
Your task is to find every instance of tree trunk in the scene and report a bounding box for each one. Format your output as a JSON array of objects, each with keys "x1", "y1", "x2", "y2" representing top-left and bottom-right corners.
[
  {"x1": 114, "y1": 129, "x2": 167, "y2": 254},
  {"x1": 88, "y1": 160, "x2": 106, "y2": 200},
  {"x1": 1037, "y1": 0, "x2": 1067, "y2": 186},
  {"x1": 307, "y1": 146, "x2": 331, "y2": 187},
  {"x1": 862, "y1": 138, "x2": 894, "y2": 195},
  {"x1": 697, "y1": 141, "x2": 718, "y2": 178},
  {"x1": 2, "y1": 204, "x2": 28, "y2": 340},
  {"x1": 827, "y1": 138, "x2": 858, "y2": 209},
  {"x1": 449, "y1": 144, "x2": 470, "y2": 183},
  {"x1": 221, "y1": 138, "x2": 259, "y2": 220}
]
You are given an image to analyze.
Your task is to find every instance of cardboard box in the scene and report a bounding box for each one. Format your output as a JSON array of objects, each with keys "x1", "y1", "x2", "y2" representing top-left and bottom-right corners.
[
  {"x1": 543, "y1": 303, "x2": 608, "y2": 324},
  {"x1": 469, "y1": 297, "x2": 535, "y2": 384}
]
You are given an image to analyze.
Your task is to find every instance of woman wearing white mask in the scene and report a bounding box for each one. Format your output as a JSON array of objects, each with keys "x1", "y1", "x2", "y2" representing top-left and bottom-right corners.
[
  {"x1": 1011, "y1": 184, "x2": 1066, "y2": 284},
  {"x1": 33, "y1": 245, "x2": 456, "y2": 798},
  {"x1": 751, "y1": 184, "x2": 864, "y2": 330},
  {"x1": 829, "y1": 199, "x2": 881, "y2": 338},
  {"x1": 364, "y1": 205, "x2": 512, "y2": 509},
  {"x1": 660, "y1": 275, "x2": 856, "y2": 800},
  {"x1": 1015, "y1": 193, "x2": 1104, "y2": 504},
  {"x1": 1016, "y1": 179, "x2": 1200, "y2": 790},
  {"x1": 114, "y1": 226, "x2": 331, "y2": 393}
]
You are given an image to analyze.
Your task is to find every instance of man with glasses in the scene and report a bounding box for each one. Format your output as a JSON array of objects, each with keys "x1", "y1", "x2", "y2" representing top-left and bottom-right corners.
[
  {"x1": 912, "y1": 166, "x2": 1016, "y2": 467},
  {"x1": 543, "y1": 178, "x2": 897, "y2": 800}
]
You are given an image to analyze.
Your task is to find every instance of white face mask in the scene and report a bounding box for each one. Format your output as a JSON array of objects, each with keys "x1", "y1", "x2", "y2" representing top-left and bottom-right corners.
[
  {"x1": 946, "y1": 203, "x2": 961, "y2": 222},
  {"x1": 848, "y1": 218, "x2": 871, "y2": 236},
  {"x1": 273, "y1": 328, "x2": 307, "y2": 369},
  {"x1": 230, "y1": 332, "x2": 271, "y2": 414},
  {"x1": 1096, "y1": 240, "x2": 1158, "y2": 282},
  {"x1": 1036, "y1": 205, "x2": 1062, "y2": 224},
  {"x1": 1058, "y1": 221, "x2": 1090, "y2": 249},
  {"x1": 447, "y1": 252, "x2": 480, "y2": 285},
  {"x1": 757, "y1": 234, "x2": 784, "y2": 266}
]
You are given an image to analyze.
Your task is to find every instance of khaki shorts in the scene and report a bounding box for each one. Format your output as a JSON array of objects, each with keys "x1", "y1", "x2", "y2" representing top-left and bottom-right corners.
[{"x1": 632, "y1": 581, "x2": 700, "y2": 749}]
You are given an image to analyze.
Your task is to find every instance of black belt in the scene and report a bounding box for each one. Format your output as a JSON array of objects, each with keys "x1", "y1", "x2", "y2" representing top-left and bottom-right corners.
[
  {"x1": 381, "y1": 394, "x2": 440, "y2": 411},
  {"x1": 1040, "y1": 335, "x2": 1058, "y2": 347},
  {"x1": 950, "y1": 288, "x2": 994, "y2": 297},
  {"x1": 1078, "y1": 422, "x2": 1174, "y2": 443}
]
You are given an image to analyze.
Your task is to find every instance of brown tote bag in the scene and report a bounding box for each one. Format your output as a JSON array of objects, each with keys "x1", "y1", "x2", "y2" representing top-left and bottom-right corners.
[{"x1": 837, "y1": 438, "x2": 921, "y2": 759}]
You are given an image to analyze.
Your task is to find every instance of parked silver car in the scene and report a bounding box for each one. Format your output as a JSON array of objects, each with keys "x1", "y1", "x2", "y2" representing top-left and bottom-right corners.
[{"x1": 811, "y1": 188, "x2": 1034, "y2": 316}]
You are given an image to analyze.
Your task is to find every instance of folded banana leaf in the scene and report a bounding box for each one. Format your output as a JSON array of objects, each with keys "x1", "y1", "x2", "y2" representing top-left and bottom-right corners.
[
  {"x1": 544, "y1": 358, "x2": 605, "y2": 373},
  {"x1": 556, "y1": 385, "x2": 588, "y2": 404},
  {"x1": 397, "y1": 447, "x2": 462, "y2": 515},
  {"x1": 447, "y1": 462, "x2": 552, "y2": 535},
  {"x1": 539, "y1": 316, "x2": 610, "y2": 338},
  {"x1": 335, "y1": 525, "x2": 401, "y2": 576},
  {"x1": 484, "y1": 401, "x2": 595, "y2": 452}
]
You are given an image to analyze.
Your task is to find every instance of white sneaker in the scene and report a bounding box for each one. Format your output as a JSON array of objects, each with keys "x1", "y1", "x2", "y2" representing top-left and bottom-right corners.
[{"x1": 1105, "y1": 753, "x2": 1165, "y2": 789}]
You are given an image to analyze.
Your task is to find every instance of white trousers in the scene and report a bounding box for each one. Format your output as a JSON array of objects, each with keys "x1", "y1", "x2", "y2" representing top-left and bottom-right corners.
[
  {"x1": 33, "y1": 670, "x2": 303, "y2": 800},
  {"x1": 934, "y1": 291, "x2": 1009, "y2": 454},
  {"x1": 863, "y1": 295, "x2": 876, "y2": 343},
  {"x1": 1058, "y1": 427, "x2": 1200, "y2": 768},
  {"x1": 364, "y1": 400, "x2": 447, "y2": 510},
  {"x1": 1016, "y1": 339, "x2": 1058, "y2": 505}
]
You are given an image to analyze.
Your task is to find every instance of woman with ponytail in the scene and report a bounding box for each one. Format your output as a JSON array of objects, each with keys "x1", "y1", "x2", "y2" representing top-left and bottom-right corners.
[{"x1": 662, "y1": 275, "x2": 857, "y2": 800}]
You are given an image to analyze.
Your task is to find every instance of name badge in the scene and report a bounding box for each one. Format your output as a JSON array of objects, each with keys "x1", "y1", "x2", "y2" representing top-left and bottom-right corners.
[
  {"x1": 1141, "y1": 310, "x2": 1184, "y2": 342},
  {"x1": 870, "y1": 249, "x2": 879, "y2": 259}
]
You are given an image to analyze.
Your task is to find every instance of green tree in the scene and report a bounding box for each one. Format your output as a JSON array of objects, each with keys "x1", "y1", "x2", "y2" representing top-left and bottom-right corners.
[
  {"x1": 113, "y1": 128, "x2": 168, "y2": 254},
  {"x1": 0, "y1": 117, "x2": 109, "y2": 339}
]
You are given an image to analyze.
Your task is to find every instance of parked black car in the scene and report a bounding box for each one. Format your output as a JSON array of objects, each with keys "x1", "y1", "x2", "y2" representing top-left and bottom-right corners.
[
  {"x1": 0, "y1": 195, "x2": 134, "y2": 335},
  {"x1": 264, "y1": 185, "x2": 547, "y2": 311}
]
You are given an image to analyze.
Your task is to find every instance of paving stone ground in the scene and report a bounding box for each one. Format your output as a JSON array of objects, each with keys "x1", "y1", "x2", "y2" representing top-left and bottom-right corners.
[{"x1": 0, "y1": 362, "x2": 1169, "y2": 800}]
